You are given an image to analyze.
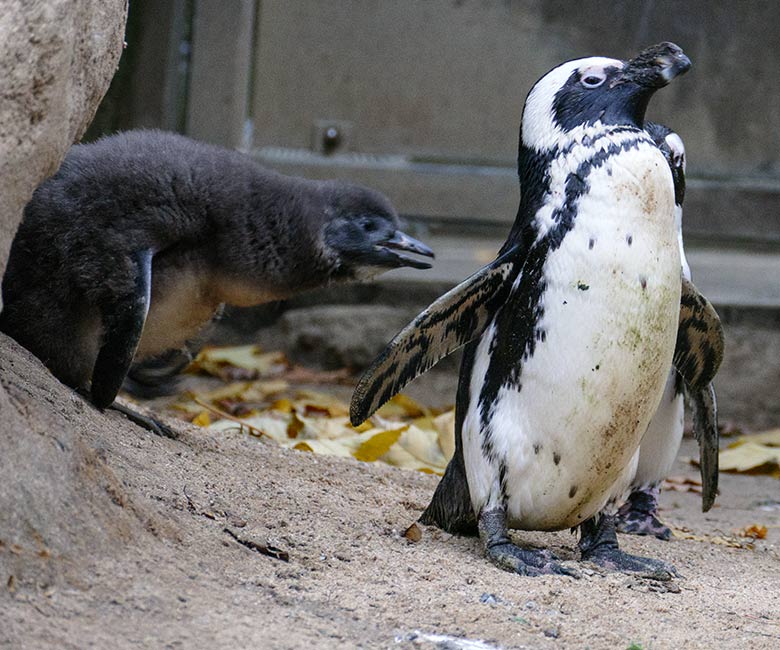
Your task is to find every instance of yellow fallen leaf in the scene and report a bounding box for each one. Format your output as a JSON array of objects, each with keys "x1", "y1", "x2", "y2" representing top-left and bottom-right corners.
[
  {"x1": 434, "y1": 410, "x2": 456, "y2": 460},
  {"x1": 379, "y1": 441, "x2": 443, "y2": 475},
  {"x1": 353, "y1": 428, "x2": 406, "y2": 463},
  {"x1": 293, "y1": 389, "x2": 350, "y2": 417},
  {"x1": 271, "y1": 398, "x2": 293, "y2": 413},
  {"x1": 376, "y1": 393, "x2": 427, "y2": 419},
  {"x1": 288, "y1": 438, "x2": 354, "y2": 457},
  {"x1": 189, "y1": 345, "x2": 288, "y2": 379},
  {"x1": 739, "y1": 428, "x2": 780, "y2": 447},
  {"x1": 209, "y1": 412, "x2": 289, "y2": 440},
  {"x1": 287, "y1": 411, "x2": 305, "y2": 438},
  {"x1": 737, "y1": 524, "x2": 768, "y2": 539},
  {"x1": 171, "y1": 400, "x2": 207, "y2": 415},
  {"x1": 296, "y1": 414, "x2": 353, "y2": 441},
  {"x1": 397, "y1": 425, "x2": 448, "y2": 469},
  {"x1": 167, "y1": 350, "x2": 455, "y2": 475},
  {"x1": 189, "y1": 382, "x2": 256, "y2": 402},
  {"x1": 662, "y1": 476, "x2": 702, "y2": 493},
  {"x1": 412, "y1": 416, "x2": 436, "y2": 432},
  {"x1": 719, "y1": 441, "x2": 780, "y2": 476},
  {"x1": 350, "y1": 420, "x2": 373, "y2": 433},
  {"x1": 237, "y1": 380, "x2": 291, "y2": 401},
  {"x1": 192, "y1": 411, "x2": 211, "y2": 427}
]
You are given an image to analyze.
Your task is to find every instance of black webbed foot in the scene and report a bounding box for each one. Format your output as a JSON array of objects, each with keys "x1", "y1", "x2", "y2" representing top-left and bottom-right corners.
[
  {"x1": 76, "y1": 387, "x2": 178, "y2": 439},
  {"x1": 485, "y1": 543, "x2": 580, "y2": 577},
  {"x1": 616, "y1": 485, "x2": 672, "y2": 540},
  {"x1": 110, "y1": 401, "x2": 178, "y2": 439},
  {"x1": 479, "y1": 509, "x2": 580, "y2": 578},
  {"x1": 580, "y1": 513, "x2": 677, "y2": 581}
]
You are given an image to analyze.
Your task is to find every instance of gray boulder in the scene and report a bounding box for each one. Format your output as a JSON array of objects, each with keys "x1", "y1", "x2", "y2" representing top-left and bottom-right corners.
[{"x1": 0, "y1": 0, "x2": 128, "y2": 590}]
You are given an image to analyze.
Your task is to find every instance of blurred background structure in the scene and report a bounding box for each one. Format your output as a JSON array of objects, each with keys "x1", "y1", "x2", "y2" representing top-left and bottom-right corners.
[{"x1": 87, "y1": 0, "x2": 780, "y2": 426}]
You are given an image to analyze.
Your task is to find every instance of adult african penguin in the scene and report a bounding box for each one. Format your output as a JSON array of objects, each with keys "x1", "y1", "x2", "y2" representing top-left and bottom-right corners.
[
  {"x1": 0, "y1": 130, "x2": 434, "y2": 436},
  {"x1": 351, "y1": 43, "x2": 723, "y2": 578},
  {"x1": 617, "y1": 123, "x2": 723, "y2": 540}
]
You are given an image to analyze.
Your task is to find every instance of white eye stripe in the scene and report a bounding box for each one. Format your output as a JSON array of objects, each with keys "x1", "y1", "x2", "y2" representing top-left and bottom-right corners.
[{"x1": 521, "y1": 56, "x2": 622, "y2": 151}]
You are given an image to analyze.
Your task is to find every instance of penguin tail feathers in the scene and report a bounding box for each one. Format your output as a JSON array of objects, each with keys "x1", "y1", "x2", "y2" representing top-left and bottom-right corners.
[{"x1": 419, "y1": 447, "x2": 477, "y2": 535}]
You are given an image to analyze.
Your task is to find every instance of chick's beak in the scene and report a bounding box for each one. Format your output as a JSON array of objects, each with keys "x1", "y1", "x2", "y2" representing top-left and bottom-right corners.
[{"x1": 378, "y1": 230, "x2": 435, "y2": 269}]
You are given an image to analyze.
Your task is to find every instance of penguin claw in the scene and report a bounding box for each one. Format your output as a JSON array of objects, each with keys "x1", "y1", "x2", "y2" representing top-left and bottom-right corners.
[
  {"x1": 553, "y1": 561, "x2": 582, "y2": 579},
  {"x1": 579, "y1": 512, "x2": 678, "y2": 580},
  {"x1": 616, "y1": 487, "x2": 672, "y2": 540},
  {"x1": 583, "y1": 549, "x2": 678, "y2": 581},
  {"x1": 109, "y1": 401, "x2": 179, "y2": 439},
  {"x1": 615, "y1": 511, "x2": 672, "y2": 541},
  {"x1": 486, "y1": 543, "x2": 581, "y2": 578}
]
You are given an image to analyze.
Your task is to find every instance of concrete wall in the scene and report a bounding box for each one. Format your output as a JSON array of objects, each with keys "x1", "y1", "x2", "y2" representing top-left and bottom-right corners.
[
  {"x1": 243, "y1": 0, "x2": 780, "y2": 239},
  {"x1": 94, "y1": 1, "x2": 780, "y2": 241},
  {"x1": 251, "y1": 0, "x2": 780, "y2": 178}
]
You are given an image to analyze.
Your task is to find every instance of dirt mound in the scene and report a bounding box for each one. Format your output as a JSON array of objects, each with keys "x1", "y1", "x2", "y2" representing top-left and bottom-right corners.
[{"x1": 2, "y1": 333, "x2": 779, "y2": 649}]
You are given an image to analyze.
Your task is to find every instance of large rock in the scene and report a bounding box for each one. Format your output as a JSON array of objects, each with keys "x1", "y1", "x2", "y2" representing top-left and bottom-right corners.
[
  {"x1": 0, "y1": 0, "x2": 127, "y2": 298},
  {"x1": 280, "y1": 305, "x2": 417, "y2": 370},
  {"x1": 0, "y1": 0, "x2": 128, "y2": 590}
]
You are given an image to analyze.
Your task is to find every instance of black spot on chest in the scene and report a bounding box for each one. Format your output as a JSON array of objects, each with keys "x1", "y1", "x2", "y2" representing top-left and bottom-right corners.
[{"x1": 477, "y1": 132, "x2": 650, "y2": 454}]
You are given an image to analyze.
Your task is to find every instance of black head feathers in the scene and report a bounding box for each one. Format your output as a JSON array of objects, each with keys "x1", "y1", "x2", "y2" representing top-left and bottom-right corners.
[{"x1": 521, "y1": 42, "x2": 690, "y2": 151}]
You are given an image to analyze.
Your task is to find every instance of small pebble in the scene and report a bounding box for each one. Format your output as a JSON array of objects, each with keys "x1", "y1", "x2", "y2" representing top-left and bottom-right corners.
[{"x1": 403, "y1": 523, "x2": 422, "y2": 543}]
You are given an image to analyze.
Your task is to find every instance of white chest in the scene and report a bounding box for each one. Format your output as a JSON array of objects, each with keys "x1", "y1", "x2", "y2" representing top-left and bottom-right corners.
[
  {"x1": 463, "y1": 135, "x2": 681, "y2": 531},
  {"x1": 136, "y1": 265, "x2": 218, "y2": 358},
  {"x1": 135, "y1": 261, "x2": 283, "y2": 359}
]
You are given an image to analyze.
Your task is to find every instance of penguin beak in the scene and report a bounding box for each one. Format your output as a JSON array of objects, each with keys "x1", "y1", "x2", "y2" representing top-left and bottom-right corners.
[
  {"x1": 620, "y1": 42, "x2": 691, "y2": 89},
  {"x1": 375, "y1": 230, "x2": 435, "y2": 269},
  {"x1": 374, "y1": 230, "x2": 435, "y2": 269}
]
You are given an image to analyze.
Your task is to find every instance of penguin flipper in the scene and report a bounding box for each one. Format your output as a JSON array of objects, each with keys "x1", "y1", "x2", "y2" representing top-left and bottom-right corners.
[
  {"x1": 674, "y1": 278, "x2": 723, "y2": 511},
  {"x1": 91, "y1": 249, "x2": 153, "y2": 409},
  {"x1": 690, "y1": 383, "x2": 719, "y2": 512},
  {"x1": 674, "y1": 277, "x2": 724, "y2": 391},
  {"x1": 349, "y1": 247, "x2": 519, "y2": 425}
]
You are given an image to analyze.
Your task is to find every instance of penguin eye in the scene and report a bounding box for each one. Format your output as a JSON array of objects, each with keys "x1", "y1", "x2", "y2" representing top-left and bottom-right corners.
[
  {"x1": 581, "y1": 72, "x2": 606, "y2": 89},
  {"x1": 360, "y1": 218, "x2": 378, "y2": 233}
]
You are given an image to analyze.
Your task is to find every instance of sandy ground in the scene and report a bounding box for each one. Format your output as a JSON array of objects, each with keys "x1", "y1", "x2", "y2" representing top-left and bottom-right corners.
[{"x1": 1, "y1": 337, "x2": 779, "y2": 650}]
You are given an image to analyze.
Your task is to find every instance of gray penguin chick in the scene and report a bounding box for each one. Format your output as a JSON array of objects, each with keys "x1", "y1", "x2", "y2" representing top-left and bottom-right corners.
[{"x1": 1, "y1": 130, "x2": 433, "y2": 435}]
